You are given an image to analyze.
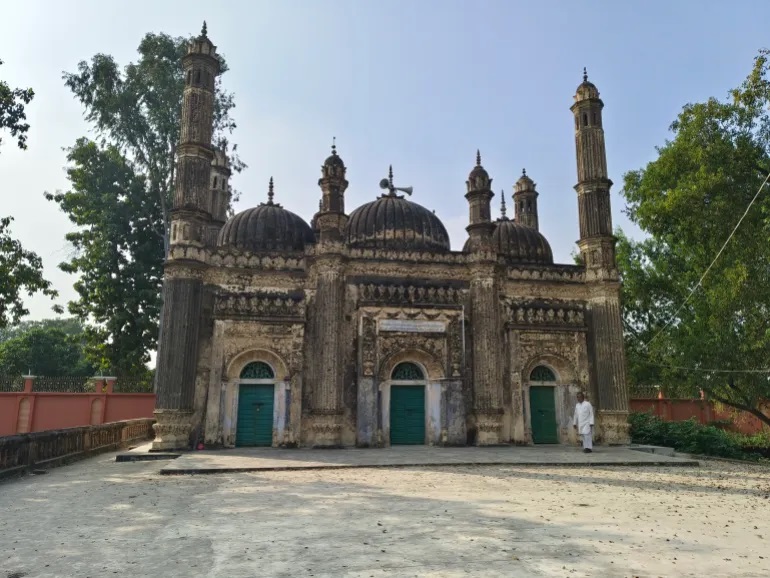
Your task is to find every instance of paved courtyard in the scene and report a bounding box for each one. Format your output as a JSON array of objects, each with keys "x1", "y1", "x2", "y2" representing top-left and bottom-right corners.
[{"x1": 1, "y1": 452, "x2": 769, "y2": 577}]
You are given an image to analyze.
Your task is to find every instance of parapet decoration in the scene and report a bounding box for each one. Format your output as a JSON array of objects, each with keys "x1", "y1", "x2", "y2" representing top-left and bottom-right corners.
[
  {"x1": 505, "y1": 299, "x2": 587, "y2": 330},
  {"x1": 214, "y1": 291, "x2": 306, "y2": 320},
  {"x1": 357, "y1": 283, "x2": 466, "y2": 306}
]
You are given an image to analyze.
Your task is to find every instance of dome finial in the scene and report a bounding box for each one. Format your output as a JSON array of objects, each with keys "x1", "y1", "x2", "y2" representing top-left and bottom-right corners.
[
  {"x1": 500, "y1": 190, "x2": 507, "y2": 219},
  {"x1": 331, "y1": 136, "x2": 337, "y2": 156},
  {"x1": 476, "y1": 149, "x2": 482, "y2": 166},
  {"x1": 583, "y1": 67, "x2": 588, "y2": 82},
  {"x1": 268, "y1": 177, "x2": 274, "y2": 204},
  {"x1": 201, "y1": 21, "x2": 208, "y2": 38},
  {"x1": 522, "y1": 168, "x2": 527, "y2": 177},
  {"x1": 388, "y1": 164, "x2": 394, "y2": 189}
]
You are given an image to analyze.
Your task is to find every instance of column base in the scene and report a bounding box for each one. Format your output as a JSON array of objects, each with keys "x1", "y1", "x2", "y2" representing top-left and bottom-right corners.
[
  {"x1": 151, "y1": 409, "x2": 195, "y2": 451},
  {"x1": 597, "y1": 410, "x2": 630, "y2": 445},
  {"x1": 304, "y1": 412, "x2": 343, "y2": 447},
  {"x1": 474, "y1": 411, "x2": 504, "y2": 445}
]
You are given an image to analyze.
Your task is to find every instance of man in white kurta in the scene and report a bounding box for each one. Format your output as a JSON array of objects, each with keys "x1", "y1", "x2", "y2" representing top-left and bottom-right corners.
[{"x1": 573, "y1": 392, "x2": 595, "y2": 453}]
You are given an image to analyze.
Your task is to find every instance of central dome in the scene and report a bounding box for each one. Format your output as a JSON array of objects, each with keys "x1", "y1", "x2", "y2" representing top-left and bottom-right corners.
[{"x1": 346, "y1": 194, "x2": 450, "y2": 252}]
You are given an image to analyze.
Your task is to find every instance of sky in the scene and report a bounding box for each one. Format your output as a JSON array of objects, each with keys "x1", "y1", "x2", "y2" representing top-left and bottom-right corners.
[{"x1": 1, "y1": 0, "x2": 769, "y2": 321}]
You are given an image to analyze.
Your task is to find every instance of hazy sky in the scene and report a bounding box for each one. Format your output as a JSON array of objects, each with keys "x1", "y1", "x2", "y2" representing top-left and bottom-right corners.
[{"x1": 1, "y1": 0, "x2": 768, "y2": 321}]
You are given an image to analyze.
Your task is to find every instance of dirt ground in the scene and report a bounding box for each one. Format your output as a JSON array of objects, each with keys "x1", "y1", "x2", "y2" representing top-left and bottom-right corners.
[{"x1": 1, "y1": 453, "x2": 769, "y2": 577}]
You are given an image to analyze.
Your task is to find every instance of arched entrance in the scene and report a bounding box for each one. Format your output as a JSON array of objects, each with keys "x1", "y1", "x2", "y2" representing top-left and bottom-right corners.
[
  {"x1": 389, "y1": 362, "x2": 427, "y2": 445},
  {"x1": 528, "y1": 365, "x2": 559, "y2": 444},
  {"x1": 236, "y1": 361, "x2": 276, "y2": 447}
]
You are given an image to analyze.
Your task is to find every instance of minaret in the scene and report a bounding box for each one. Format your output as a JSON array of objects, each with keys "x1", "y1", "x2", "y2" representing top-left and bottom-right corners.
[
  {"x1": 153, "y1": 23, "x2": 220, "y2": 450},
  {"x1": 463, "y1": 151, "x2": 503, "y2": 444},
  {"x1": 571, "y1": 68, "x2": 614, "y2": 271},
  {"x1": 316, "y1": 138, "x2": 349, "y2": 243},
  {"x1": 305, "y1": 141, "x2": 348, "y2": 446},
  {"x1": 513, "y1": 169, "x2": 539, "y2": 230},
  {"x1": 206, "y1": 147, "x2": 231, "y2": 245},
  {"x1": 464, "y1": 150, "x2": 495, "y2": 252},
  {"x1": 571, "y1": 68, "x2": 630, "y2": 443}
]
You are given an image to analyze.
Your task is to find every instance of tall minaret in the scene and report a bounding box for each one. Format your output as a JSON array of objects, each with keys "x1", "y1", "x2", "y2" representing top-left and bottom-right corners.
[
  {"x1": 571, "y1": 68, "x2": 615, "y2": 273},
  {"x1": 304, "y1": 142, "x2": 349, "y2": 446},
  {"x1": 571, "y1": 68, "x2": 629, "y2": 443},
  {"x1": 464, "y1": 151, "x2": 503, "y2": 444},
  {"x1": 512, "y1": 169, "x2": 539, "y2": 230},
  {"x1": 464, "y1": 150, "x2": 495, "y2": 252},
  {"x1": 153, "y1": 23, "x2": 220, "y2": 451}
]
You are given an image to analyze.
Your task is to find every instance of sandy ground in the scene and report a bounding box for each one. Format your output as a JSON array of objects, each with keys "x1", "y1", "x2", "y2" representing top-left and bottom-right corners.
[{"x1": 1, "y1": 453, "x2": 769, "y2": 577}]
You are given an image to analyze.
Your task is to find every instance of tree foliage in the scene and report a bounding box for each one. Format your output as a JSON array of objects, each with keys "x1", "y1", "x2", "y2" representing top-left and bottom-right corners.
[
  {"x1": 0, "y1": 217, "x2": 60, "y2": 329},
  {"x1": 619, "y1": 49, "x2": 770, "y2": 426},
  {"x1": 0, "y1": 319, "x2": 94, "y2": 376},
  {"x1": 0, "y1": 58, "x2": 34, "y2": 152},
  {"x1": 46, "y1": 31, "x2": 243, "y2": 374}
]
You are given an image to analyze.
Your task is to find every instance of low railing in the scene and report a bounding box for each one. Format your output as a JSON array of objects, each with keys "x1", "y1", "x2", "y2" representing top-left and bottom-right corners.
[{"x1": 0, "y1": 418, "x2": 155, "y2": 479}]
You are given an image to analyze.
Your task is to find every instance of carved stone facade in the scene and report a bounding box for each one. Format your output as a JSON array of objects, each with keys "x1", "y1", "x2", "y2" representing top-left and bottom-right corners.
[{"x1": 151, "y1": 30, "x2": 630, "y2": 450}]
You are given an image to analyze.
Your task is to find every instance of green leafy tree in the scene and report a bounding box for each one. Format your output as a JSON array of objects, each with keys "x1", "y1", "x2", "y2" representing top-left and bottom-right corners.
[
  {"x1": 0, "y1": 58, "x2": 34, "y2": 152},
  {"x1": 0, "y1": 218, "x2": 60, "y2": 329},
  {"x1": 0, "y1": 60, "x2": 58, "y2": 327},
  {"x1": 0, "y1": 316, "x2": 84, "y2": 342},
  {"x1": 0, "y1": 322, "x2": 95, "y2": 376},
  {"x1": 619, "y1": 49, "x2": 770, "y2": 426},
  {"x1": 46, "y1": 30, "x2": 243, "y2": 374}
]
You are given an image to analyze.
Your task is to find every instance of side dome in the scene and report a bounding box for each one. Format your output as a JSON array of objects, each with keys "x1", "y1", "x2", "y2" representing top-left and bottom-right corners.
[
  {"x1": 346, "y1": 195, "x2": 450, "y2": 252},
  {"x1": 217, "y1": 178, "x2": 315, "y2": 252},
  {"x1": 491, "y1": 220, "x2": 553, "y2": 264}
]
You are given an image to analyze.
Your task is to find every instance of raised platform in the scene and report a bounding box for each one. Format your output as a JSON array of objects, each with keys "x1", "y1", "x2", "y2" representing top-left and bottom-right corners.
[{"x1": 120, "y1": 444, "x2": 700, "y2": 475}]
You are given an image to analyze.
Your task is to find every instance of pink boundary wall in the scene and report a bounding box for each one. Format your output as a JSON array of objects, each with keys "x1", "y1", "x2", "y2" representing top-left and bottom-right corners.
[
  {"x1": 0, "y1": 377, "x2": 155, "y2": 437},
  {"x1": 630, "y1": 398, "x2": 770, "y2": 435}
]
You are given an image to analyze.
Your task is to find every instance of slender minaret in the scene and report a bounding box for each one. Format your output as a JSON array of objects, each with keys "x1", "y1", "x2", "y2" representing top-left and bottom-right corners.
[
  {"x1": 464, "y1": 150, "x2": 495, "y2": 252},
  {"x1": 512, "y1": 169, "x2": 539, "y2": 230},
  {"x1": 571, "y1": 68, "x2": 629, "y2": 443},
  {"x1": 464, "y1": 151, "x2": 503, "y2": 444},
  {"x1": 153, "y1": 23, "x2": 220, "y2": 450},
  {"x1": 305, "y1": 141, "x2": 349, "y2": 446}
]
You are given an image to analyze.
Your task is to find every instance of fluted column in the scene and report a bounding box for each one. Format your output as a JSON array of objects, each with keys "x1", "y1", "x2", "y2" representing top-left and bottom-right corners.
[
  {"x1": 469, "y1": 263, "x2": 503, "y2": 444},
  {"x1": 306, "y1": 257, "x2": 345, "y2": 446}
]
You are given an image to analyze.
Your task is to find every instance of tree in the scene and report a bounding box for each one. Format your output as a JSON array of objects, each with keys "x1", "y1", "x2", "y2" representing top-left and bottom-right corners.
[
  {"x1": 0, "y1": 60, "x2": 58, "y2": 327},
  {"x1": 46, "y1": 30, "x2": 243, "y2": 374},
  {"x1": 619, "y1": 49, "x2": 770, "y2": 427},
  {"x1": 0, "y1": 316, "x2": 84, "y2": 342},
  {"x1": 0, "y1": 320, "x2": 95, "y2": 376},
  {"x1": 0, "y1": 58, "x2": 34, "y2": 152},
  {"x1": 0, "y1": 217, "x2": 60, "y2": 329}
]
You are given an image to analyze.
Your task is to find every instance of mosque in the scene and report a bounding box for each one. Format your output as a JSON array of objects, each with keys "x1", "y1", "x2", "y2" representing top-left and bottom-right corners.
[{"x1": 151, "y1": 25, "x2": 630, "y2": 450}]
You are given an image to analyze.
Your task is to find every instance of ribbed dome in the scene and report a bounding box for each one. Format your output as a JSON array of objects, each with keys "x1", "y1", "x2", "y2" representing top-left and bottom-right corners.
[
  {"x1": 218, "y1": 179, "x2": 314, "y2": 252},
  {"x1": 491, "y1": 220, "x2": 553, "y2": 264},
  {"x1": 346, "y1": 195, "x2": 450, "y2": 252},
  {"x1": 218, "y1": 203, "x2": 315, "y2": 252}
]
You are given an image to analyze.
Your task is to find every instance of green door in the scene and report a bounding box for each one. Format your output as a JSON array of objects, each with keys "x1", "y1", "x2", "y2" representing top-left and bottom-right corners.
[
  {"x1": 529, "y1": 386, "x2": 558, "y2": 444},
  {"x1": 390, "y1": 386, "x2": 426, "y2": 445},
  {"x1": 236, "y1": 384, "x2": 274, "y2": 447}
]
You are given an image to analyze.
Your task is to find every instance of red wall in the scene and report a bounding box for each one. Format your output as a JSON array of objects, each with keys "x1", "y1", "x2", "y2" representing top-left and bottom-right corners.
[
  {"x1": 0, "y1": 392, "x2": 155, "y2": 437},
  {"x1": 630, "y1": 399, "x2": 769, "y2": 435}
]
